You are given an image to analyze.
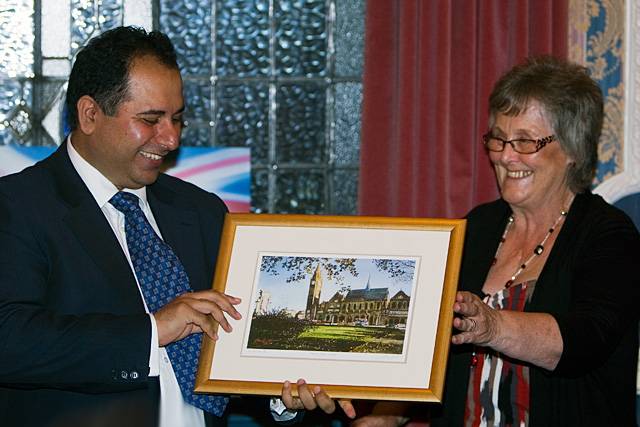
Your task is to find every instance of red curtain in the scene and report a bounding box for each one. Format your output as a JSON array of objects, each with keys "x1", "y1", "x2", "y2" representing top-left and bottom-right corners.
[{"x1": 358, "y1": 0, "x2": 568, "y2": 218}]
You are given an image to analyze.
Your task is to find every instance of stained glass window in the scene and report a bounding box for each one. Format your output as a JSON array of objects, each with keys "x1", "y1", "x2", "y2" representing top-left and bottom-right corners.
[{"x1": 0, "y1": 0, "x2": 364, "y2": 215}]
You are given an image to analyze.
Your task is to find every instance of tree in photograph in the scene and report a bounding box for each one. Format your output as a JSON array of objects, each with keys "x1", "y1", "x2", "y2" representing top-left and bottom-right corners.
[
  {"x1": 372, "y1": 259, "x2": 415, "y2": 283},
  {"x1": 259, "y1": 256, "x2": 357, "y2": 285},
  {"x1": 259, "y1": 256, "x2": 415, "y2": 286}
]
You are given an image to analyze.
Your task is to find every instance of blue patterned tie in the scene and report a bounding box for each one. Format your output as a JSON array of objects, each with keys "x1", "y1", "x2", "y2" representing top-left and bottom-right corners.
[{"x1": 109, "y1": 191, "x2": 228, "y2": 416}]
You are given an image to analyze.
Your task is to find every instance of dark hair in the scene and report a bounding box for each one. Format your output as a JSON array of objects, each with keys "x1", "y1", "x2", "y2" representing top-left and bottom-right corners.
[
  {"x1": 488, "y1": 56, "x2": 603, "y2": 193},
  {"x1": 65, "y1": 26, "x2": 179, "y2": 131}
]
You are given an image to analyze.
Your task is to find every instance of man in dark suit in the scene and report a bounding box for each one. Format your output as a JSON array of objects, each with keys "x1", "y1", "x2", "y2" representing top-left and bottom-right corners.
[{"x1": 0, "y1": 26, "x2": 242, "y2": 427}]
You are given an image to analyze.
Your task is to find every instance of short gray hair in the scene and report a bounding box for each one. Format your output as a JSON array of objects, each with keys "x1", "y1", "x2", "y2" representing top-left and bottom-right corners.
[{"x1": 488, "y1": 56, "x2": 603, "y2": 193}]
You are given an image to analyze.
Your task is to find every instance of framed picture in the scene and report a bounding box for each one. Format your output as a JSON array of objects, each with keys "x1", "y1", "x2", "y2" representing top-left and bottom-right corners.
[{"x1": 195, "y1": 214, "x2": 466, "y2": 402}]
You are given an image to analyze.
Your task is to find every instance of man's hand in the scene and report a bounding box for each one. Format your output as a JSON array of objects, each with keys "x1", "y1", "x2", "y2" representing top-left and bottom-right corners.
[
  {"x1": 280, "y1": 380, "x2": 413, "y2": 426},
  {"x1": 154, "y1": 290, "x2": 241, "y2": 346},
  {"x1": 281, "y1": 379, "x2": 356, "y2": 418}
]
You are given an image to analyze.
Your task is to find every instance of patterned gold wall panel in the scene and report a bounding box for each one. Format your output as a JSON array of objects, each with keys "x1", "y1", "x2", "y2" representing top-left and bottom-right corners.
[{"x1": 569, "y1": 0, "x2": 624, "y2": 186}]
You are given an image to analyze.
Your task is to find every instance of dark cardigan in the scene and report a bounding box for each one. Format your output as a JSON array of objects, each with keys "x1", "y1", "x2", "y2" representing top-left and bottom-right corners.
[{"x1": 431, "y1": 192, "x2": 640, "y2": 426}]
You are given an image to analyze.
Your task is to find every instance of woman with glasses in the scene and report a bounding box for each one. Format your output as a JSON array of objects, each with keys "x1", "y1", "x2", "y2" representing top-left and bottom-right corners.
[
  {"x1": 280, "y1": 56, "x2": 640, "y2": 426},
  {"x1": 432, "y1": 55, "x2": 640, "y2": 426}
]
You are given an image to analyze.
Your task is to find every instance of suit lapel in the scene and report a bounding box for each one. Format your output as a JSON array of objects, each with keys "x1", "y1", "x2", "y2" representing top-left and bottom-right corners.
[
  {"x1": 45, "y1": 143, "x2": 143, "y2": 307},
  {"x1": 147, "y1": 182, "x2": 208, "y2": 292}
]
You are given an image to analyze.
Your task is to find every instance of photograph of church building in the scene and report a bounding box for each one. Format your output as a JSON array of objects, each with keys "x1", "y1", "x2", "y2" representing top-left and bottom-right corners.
[
  {"x1": 247, "y1": 255, "x2": 416, "y2": 355},
  {"x1": 305, "y1": 265, "x2": 411, "y2": 328}
]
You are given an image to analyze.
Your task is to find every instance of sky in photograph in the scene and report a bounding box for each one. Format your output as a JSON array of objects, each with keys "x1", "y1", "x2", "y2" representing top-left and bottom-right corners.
[{"x1": 253, "y1": 255, "x2": 417, "y2": 313}]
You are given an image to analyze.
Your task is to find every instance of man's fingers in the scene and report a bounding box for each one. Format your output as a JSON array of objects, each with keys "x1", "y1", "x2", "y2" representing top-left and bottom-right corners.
[
  {"x1": 162, "y1": 290, "x2": 243, "y2": 337},
  {"x1": 208, "y1": 292, "x2": 242, "y2": 320},
  {"x1": 312, "y1": 385, "x2": 336, "y2": 414},
  {"x1": 155, "y1": 288, "x2": 246, "y2": 345},
  {"x1": 175, "y1": 297, "x2": 236, "y2": 333},
  {"x1": 209, "y1": 304, "x2": 236, "y2": 333},
  {"x1": 296, "y1": 379, "x2": 318, "y2": 410},
  {"x1": 280, "y1": 380, "x2": 352, "y2": 416},
  {"x1": 177, "y1": 304, "x2": 219, "y2": 340},
  {"x1": 337, "y1": 399, "x2": 356, "y2": 419},
  {"x1": 222, "y1": 292, "x2": 242, "y2": 305},
  {"x1": 155, "y1": 300, "x2": 220, "y2": 345},
  {"x1": 281, "y1": 380, "x2": 297, "y2": 409},
  {"x1": 193, "y1": 311, "x2": 220, "y2": 341},
  {"x1": 180, "y1": 290, "x2": 243, "y2": 320}
]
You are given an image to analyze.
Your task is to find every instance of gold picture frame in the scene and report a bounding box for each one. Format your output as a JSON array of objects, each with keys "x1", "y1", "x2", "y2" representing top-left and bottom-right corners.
[{"x1": 196, "y1": 214, "x2": 466, "y2": 402}]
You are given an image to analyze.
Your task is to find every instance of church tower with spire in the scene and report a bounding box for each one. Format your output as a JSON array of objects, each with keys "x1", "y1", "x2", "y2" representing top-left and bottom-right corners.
[{"x1": 305, "y1": 264, "x2": 323, "y2": 320}]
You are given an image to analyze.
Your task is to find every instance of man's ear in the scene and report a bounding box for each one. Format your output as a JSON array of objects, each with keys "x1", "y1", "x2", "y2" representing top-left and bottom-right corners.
[{"x1": 76, "y1": 95, "x2": 101, "y2": 135}]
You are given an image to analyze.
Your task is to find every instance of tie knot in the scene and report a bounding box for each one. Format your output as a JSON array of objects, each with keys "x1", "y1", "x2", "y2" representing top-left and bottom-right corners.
[{"x1": 109, "y1": 191, "x2": 141, "y2": 214}]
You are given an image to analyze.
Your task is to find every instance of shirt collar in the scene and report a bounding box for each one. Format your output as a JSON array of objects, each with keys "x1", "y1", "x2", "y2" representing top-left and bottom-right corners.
[{"x1": 66, "y1": 135, "x2": 148, "y2": 208}]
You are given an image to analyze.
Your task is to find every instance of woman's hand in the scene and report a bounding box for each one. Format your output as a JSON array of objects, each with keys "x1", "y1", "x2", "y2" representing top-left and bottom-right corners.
[
  {"x1": 451, "y1": 291, "x2": 562, "y2": 370},
  {"x1": 451, "y1": 291, "x2": 499, "y2": 346},
  {"x1": 281, "y1": 379, "x2": 356, "y2": 418}
]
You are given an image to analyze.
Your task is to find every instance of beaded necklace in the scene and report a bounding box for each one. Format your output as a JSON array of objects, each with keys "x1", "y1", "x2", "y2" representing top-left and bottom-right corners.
[
  {"x1": 470, "y1": 208, "x2": 568, "y2": 367},
  {"x1": 494, "y1": 209, "x2": 567, "y2": 289}
]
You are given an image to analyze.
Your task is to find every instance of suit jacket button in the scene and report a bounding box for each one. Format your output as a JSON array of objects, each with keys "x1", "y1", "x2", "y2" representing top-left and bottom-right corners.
[
  {"x1": 130, "y1": 371, "x2": 139, "y2": 379},
  {"x1": 120, "y1": 370, "x2": 128, "y2": 379}
]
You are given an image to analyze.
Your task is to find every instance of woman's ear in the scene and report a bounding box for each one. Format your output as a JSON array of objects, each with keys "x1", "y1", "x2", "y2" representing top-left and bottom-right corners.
[{"x1": 76, "y1": 95, "x2": 100, "y2": 135}]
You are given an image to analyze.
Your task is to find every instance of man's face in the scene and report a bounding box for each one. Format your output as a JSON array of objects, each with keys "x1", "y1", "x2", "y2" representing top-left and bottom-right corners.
[{"x1": 80, "y1": 55, "x2": 184, "y2": 189}]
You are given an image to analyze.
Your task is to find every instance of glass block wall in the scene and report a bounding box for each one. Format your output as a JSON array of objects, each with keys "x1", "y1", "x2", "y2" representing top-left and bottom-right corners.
[
  {"x1": 0, "y1": 0, "x2": 365, "y2": 215},
  {"x1": 0, "y1": 0, "x2": 35, "y2": 145}
]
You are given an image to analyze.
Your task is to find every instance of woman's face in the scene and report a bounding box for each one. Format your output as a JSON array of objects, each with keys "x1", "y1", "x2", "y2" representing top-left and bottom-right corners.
[{"x1": 488, "y1": 101, "x2": 575, "y2": 211}]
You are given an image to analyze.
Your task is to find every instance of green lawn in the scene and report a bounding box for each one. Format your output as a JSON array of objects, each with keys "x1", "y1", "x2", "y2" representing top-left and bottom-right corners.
[{"x1": 248, "y1": 321, "x2": 405, "y2": 354}]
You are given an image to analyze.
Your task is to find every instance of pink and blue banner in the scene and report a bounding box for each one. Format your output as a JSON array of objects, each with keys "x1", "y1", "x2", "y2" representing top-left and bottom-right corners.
[{"x1": 0, "y1": 146, "x2": 250, "y2": 212}]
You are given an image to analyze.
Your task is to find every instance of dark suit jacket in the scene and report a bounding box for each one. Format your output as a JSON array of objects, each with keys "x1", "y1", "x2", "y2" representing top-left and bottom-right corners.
[{"x1": 0, "y1": 143, "x2": 228, "y2": 427}]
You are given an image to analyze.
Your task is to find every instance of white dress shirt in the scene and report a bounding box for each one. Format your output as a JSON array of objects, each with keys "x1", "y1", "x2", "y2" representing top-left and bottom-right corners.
[{"x1": 67, "y1": 138, "x2": 204, "y2": 427}]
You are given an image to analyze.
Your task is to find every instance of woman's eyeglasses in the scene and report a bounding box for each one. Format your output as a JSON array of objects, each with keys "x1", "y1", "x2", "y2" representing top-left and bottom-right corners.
[{"x1": 482, "y1": 133, "x2": 556, "y2": 154}]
